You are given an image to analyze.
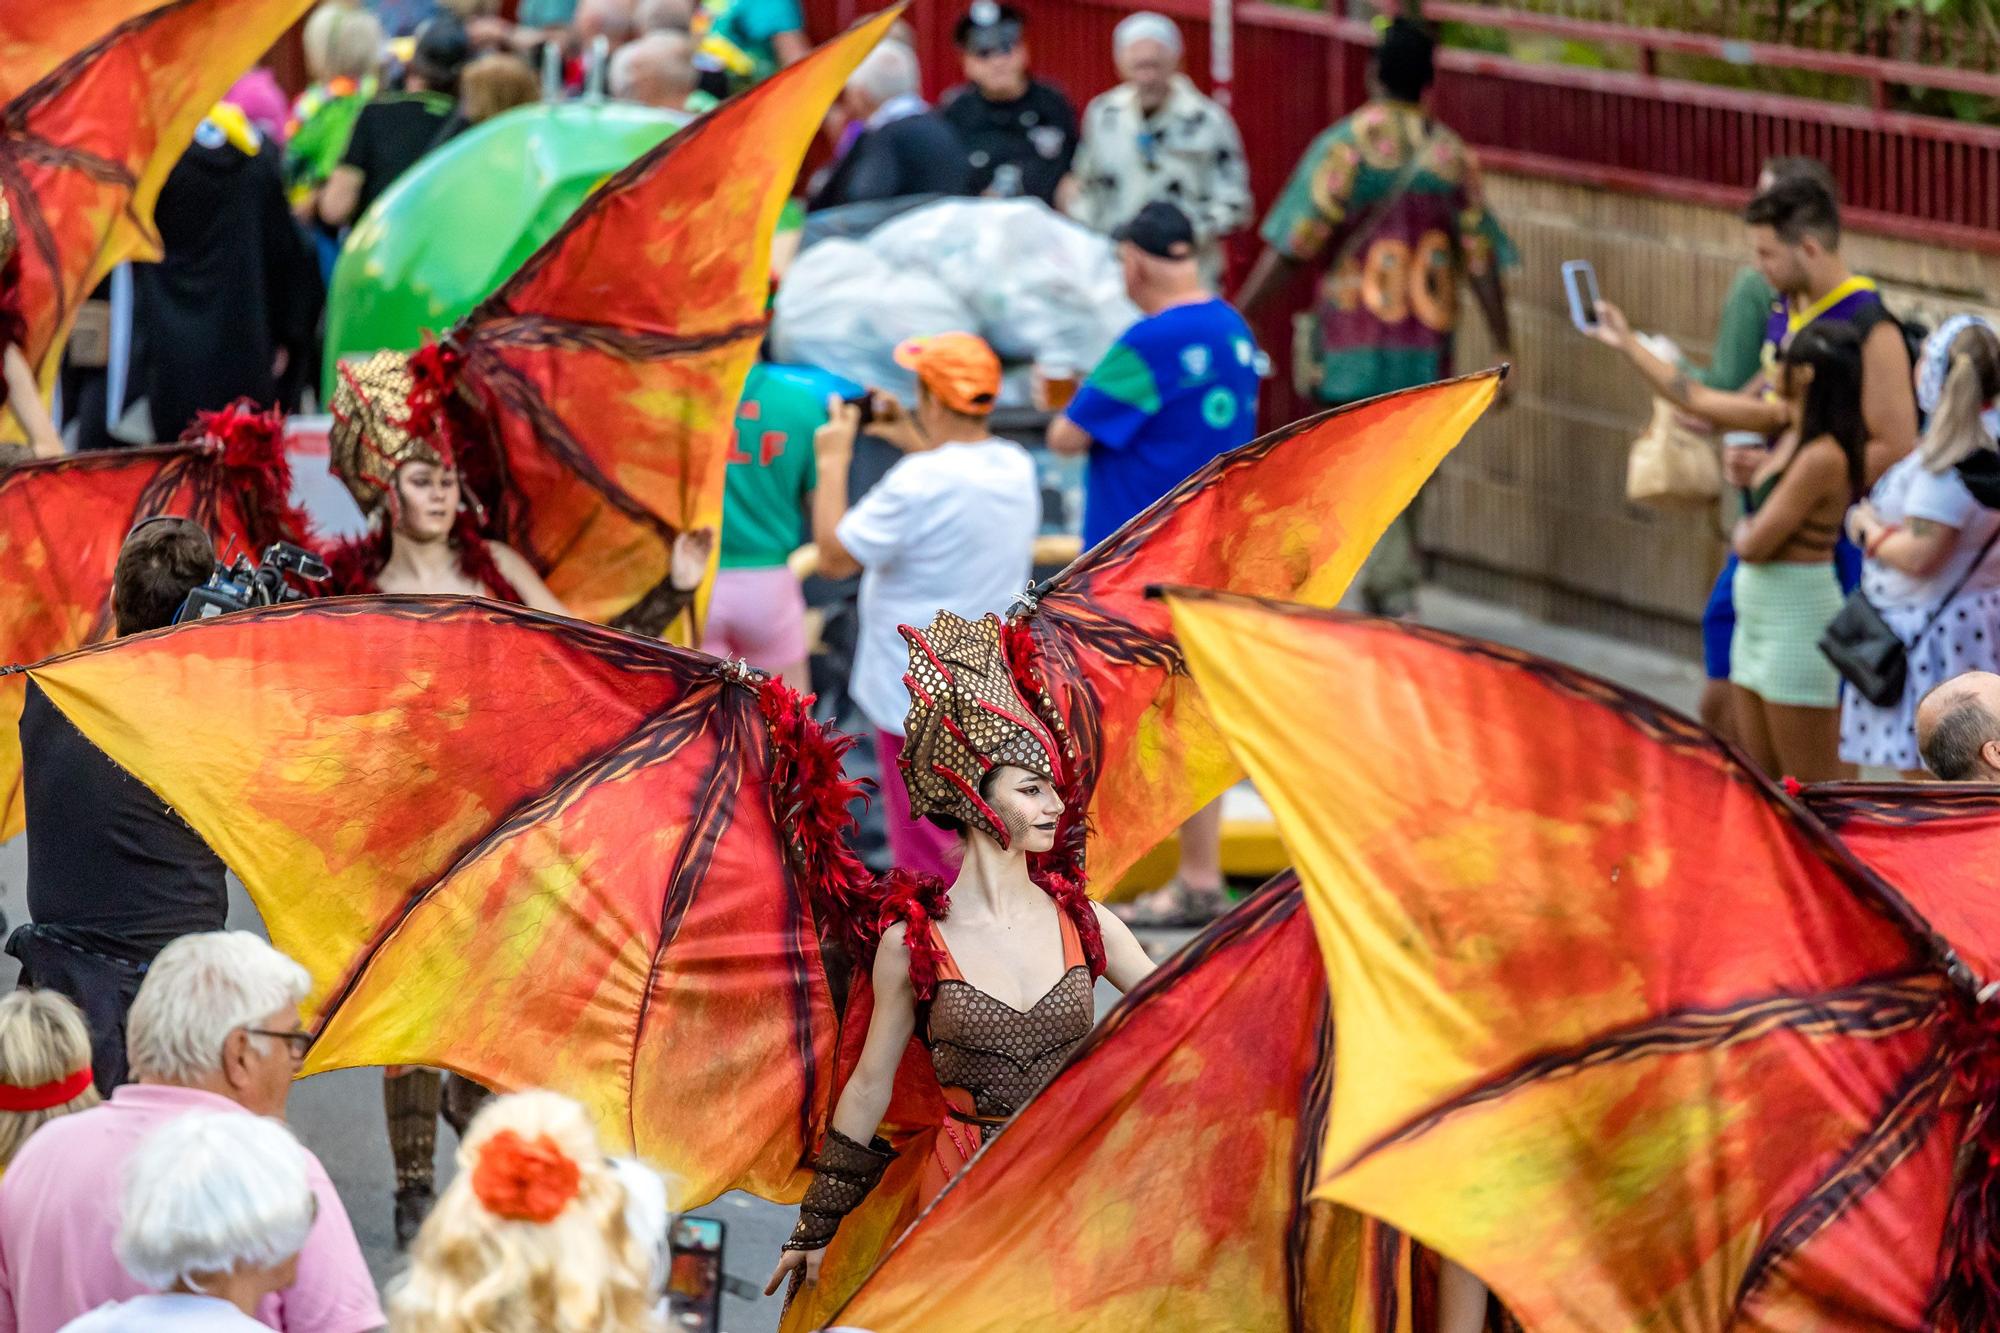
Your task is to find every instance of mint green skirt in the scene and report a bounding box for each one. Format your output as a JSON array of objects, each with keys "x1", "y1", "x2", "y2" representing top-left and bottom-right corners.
[{"x1": 1729, "y1": 560, "x2": 1845, "y2": 708}]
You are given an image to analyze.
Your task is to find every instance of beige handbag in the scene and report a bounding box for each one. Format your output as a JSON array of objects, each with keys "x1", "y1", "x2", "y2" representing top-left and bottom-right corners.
[{"x1": 1626, "y1": 396, "x2": 1722, "y2": 510}]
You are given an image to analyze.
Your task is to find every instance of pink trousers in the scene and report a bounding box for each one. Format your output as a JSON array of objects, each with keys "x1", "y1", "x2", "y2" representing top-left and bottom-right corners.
[{"x1": 874, "y1": 729, "x2": 960, "y2": 880}]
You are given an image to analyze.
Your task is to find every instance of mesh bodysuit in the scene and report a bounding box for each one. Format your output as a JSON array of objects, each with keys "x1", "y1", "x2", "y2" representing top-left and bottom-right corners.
[{"x1": 923, "y1": 909, "x2": 1094, "y2": 1143}]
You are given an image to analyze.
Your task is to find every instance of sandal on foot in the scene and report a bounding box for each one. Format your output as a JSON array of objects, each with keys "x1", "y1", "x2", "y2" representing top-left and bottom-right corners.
[{"x1": 1113, "y1": 881, "x2": 1230, "y2": 929}]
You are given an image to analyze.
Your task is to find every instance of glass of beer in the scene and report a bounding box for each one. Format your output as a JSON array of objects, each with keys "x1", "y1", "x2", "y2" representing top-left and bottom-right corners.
[{"x1": 1036, "y1": 358, "x2": 1079, "y2": 412}]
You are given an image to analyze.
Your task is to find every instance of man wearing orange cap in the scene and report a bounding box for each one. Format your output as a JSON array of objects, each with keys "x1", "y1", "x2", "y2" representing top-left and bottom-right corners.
[{"x1": 812, "y1": 331, "x2": 1041, "y2": 878}]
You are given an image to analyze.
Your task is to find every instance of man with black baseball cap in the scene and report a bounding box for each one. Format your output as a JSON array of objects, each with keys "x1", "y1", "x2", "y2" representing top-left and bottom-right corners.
[
  {"x1": 1047, "y1": 198, "x2": 1261, "y2": 927},
  {"x1": 1049, "y1": 200, "x2": 1258, "y2": 548},
  {"x1": 938, "y1": 1, "x2": 1079, "y2": 204},
  {"x1": 1110, "y1": 198, "x2": 1195, "y2": 259}
]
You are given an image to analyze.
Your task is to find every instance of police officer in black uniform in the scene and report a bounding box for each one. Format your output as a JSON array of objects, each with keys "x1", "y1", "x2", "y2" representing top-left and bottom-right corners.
[{"x1": 937, "y1": 2, "x2": 1080, "y2": 205}]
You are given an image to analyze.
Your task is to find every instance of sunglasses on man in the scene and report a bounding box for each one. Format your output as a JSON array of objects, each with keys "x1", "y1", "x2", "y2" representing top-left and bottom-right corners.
[{"x1": 965, "y1": 22, "x2": 1023, "y2": 57}]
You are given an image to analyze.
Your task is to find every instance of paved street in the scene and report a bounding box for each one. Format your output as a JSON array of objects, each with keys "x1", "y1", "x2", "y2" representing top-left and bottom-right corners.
[{"x1": 0, "y1": 585, "x2": 1703, "y2": 1333}]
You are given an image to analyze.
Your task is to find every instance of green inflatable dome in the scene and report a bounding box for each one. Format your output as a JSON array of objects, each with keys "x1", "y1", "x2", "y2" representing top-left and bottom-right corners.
[{"x1": 321, "y1": 99, "x2": 692, "y2": 399}]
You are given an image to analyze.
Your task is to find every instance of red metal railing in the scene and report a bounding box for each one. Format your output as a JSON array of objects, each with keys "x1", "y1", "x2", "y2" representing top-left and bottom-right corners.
[
  {"x1": 1420, "y1": 1, "x2": 2000, "y2": 109},
  {"x1": 1434, "y1": 0, "x2": 2000, "y2": 78},
  {"x1": 1433, "y1": 47, "x2": 2000, "y2": 251},
  {"x1": 804, "y1": 0, "x2": 2000, "y2": 256}
]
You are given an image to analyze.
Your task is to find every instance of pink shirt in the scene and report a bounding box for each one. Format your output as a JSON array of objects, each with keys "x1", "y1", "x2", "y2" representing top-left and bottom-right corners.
[{"x1": 0, "y1": 1085, "x2": 382, "y2": 1333}]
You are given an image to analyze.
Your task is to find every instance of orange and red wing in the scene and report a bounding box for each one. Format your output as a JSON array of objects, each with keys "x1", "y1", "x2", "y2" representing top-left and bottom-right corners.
[
  {"x1": 454, "y1": 10, "x2": 898, "y2": 631},
  {"x1": 0, "y1": 0, "x2": 162, "y2": 103},
  {"x1": 0, "y1": 444, "x2": 271, "y2": 837},
  {"x1": 24, "y1": 599, "x2": 838, "y2": 1205},
  {"x1": 1805, "y1": 784, "x2": 2000, "y2": 981},
  {"x1": 1021, "y1": 374, "x2": 1497, "y2": 894},
  {"x1": 1164, "y1": 589, "x2": 1960, "y2": 1332},
  {"x1": 1, "y1": 0, "x2": 314, "y2": 387}
]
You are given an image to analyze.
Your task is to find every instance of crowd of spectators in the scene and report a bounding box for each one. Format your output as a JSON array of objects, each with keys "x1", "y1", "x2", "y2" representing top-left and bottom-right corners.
[
  {"x1": 1590, "y1": 171, "x2": 2000, "y2": 785},
  {"x1": 0, "y1": 934, "x2": 669, "y2": 1332},
  {"x1": 8, "y1": 3, "x2": 2000, "y2": 1326}
]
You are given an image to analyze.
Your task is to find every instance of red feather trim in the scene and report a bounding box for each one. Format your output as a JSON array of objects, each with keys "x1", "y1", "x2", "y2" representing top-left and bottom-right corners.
[
  {"x1": 758, "y1": 676, "x2": 873, "y2": 935},
  {"x1": 865, "y1": 865, "x2": 1105, "y2": 1000},
  {"x1": 404, "y1": 336, "x2": 465, "y2": 471},
  {"x1": 182, "y1": 398, "x2": 313, "y2": 549},
  {"x1": 998, "y1": 617, "x2": 1043, "y2": 705},
  {"x1": 414, "y1": 336, "x2": 517, "y2": 539},
  {"x1": 451, "y1": 513, "x2": 524, "y2": 603},
  {"x1": 1039, "y1": 870, "x2": 1106, "y2": 981},
  {"x1": 869, "y1": 870, "x2": 953, "y2": 1000},
  {"x1": 1000, "y1": 618, "x2": 1090, "y2": 890},
  {"x1": 318, "y1": 525, "x2": 392, "y2": 596},
  {"x1": 1931, "y1": 994, "x2": 2000, "y2": 1332},
  {"x1": 315, "y1": 512, "x2": 522, "y2": 603}
]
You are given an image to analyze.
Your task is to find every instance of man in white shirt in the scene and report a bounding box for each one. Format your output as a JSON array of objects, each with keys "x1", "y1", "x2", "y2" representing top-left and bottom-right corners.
[{"x1": 812, "y1": 331, "x2": 1040, "y2": 877}]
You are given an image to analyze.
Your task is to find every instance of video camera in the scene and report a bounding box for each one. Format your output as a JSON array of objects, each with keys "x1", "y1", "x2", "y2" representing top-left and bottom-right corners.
[{"x1": 174, "y1": 541, "x2": 330, "y2": 623}]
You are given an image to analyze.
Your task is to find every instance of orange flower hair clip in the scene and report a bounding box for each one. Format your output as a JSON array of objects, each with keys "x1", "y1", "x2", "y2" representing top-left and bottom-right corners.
[{"x1": 471, "y1": 1129, "x2": 582, "y2": 1223}]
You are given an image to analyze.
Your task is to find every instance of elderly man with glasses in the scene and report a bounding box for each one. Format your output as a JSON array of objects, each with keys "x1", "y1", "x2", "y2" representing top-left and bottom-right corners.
[
  {"x1": 0, "y1": 932, "x2": 381, "y2": 1333},
  {"x1": 1066, "y1": 10, "x2": 1251, "y2": 285}
]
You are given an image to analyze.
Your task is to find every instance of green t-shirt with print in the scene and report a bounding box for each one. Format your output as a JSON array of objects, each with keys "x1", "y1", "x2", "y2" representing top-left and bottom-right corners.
[{"x1": 719, "y1": 363, "x2": 834, "y2": 569}]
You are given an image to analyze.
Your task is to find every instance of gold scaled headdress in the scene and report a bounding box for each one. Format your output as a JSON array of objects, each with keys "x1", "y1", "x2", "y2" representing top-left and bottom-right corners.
[
  {"x1": 897, "y1": 610, "x2": 1064, "y2": 847},
  {"x1": 328, "y1": 348, "x2": 453, "y2": 512}
]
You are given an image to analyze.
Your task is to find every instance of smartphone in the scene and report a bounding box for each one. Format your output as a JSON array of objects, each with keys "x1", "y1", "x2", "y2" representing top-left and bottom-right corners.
[
  {"x1": 842, "y1": 391, "x2": 876, "y2": 428},
  {"x1": 1562, "y1": 260, "x2": 1602, "y2": 334},
  {"x1": 666, "y1": 1215, "x2": 724, "y2": 1332}
]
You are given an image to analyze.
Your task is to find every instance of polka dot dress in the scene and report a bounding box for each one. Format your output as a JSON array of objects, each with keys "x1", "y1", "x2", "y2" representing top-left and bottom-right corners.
[{"x1": 1840, "y1": 585, "x2": 2000, "y2": 770}]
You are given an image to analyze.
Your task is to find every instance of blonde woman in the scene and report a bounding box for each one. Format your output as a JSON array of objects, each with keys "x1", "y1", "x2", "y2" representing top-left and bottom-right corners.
[
  {"x1": 287, "y1": 4, "x2": 385, "y2": 216},
  {"x1": 1843, "y1": 317, "x2": 2000, "y2": 775},
  {"x1": 0, "y1": 990, "x2": 98, "y2": 1173},
  {"x1": 389, "y1": 1090, "x2": 663, "y2": 1333}
]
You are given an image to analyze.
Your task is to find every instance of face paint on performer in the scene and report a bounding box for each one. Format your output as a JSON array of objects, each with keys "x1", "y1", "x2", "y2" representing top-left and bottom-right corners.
[
  {"x1": 392, "y1": 460, "x2": 463, "y2": 543},
  {"x1": 981, "y1": 763, "x2": 1064, "y2": 854}
]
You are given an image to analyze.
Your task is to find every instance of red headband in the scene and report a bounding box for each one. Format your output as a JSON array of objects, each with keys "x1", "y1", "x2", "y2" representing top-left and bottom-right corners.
[{"x1": 0, "y1": 1066, "x2": 92, "y2": 1113}]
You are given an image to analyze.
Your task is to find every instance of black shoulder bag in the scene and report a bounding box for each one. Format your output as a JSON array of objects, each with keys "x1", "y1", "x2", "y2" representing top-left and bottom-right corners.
[{"x1": 1819, "y1": 524, "x2": 2000, "y2": 707}]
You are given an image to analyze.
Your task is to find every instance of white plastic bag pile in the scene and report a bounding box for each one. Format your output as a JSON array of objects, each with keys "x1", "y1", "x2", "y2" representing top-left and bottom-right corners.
[{"x1": 771, "y1": 198, "x2": 1140, "y2": 407}]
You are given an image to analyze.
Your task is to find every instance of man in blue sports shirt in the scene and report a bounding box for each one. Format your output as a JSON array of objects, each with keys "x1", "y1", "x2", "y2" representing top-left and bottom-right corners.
[{"x1": 1047, "y1": 198, "x2": 1260, "y2": 925}]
